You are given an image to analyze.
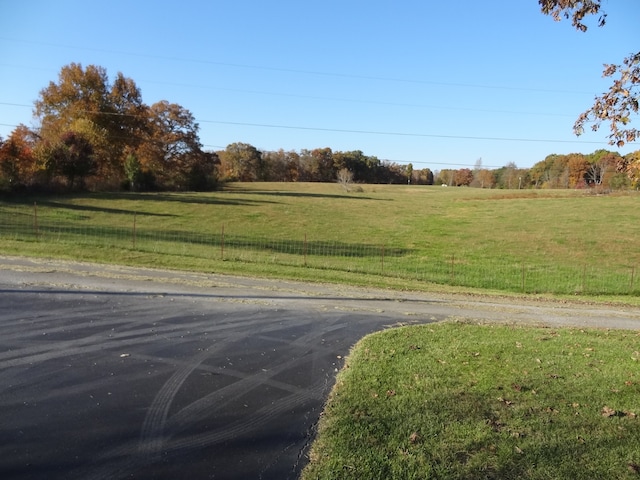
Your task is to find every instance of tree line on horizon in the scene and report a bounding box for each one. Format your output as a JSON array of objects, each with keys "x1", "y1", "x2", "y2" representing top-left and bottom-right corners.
[{"x1": 1, "y1": 63, "x2": 639, "y2": 194}]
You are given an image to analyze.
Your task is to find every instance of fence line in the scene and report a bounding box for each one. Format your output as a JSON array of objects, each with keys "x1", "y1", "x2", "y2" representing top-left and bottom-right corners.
[{"x1": 0, "y1": 206, "x2": 636, "y2": 296}]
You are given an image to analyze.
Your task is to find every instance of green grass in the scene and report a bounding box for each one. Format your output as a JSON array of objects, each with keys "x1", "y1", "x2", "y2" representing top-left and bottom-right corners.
[
  {"x1": 1, "y1": 183, "x2": 639, "y2": 299},
  {"x1": 302, "y1": 321, "x2": 640, "y2": 479}
]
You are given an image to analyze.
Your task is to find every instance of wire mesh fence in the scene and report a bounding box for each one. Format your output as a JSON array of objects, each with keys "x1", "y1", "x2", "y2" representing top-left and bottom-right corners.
[{"x1": 0, "y1": 204, "x2": 637, "y2": 296}]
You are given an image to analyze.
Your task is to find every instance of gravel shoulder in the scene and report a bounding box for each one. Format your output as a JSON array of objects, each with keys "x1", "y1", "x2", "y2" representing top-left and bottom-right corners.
[{"x1": 2, "y1": 255, "x2": 639, "y2": 331}]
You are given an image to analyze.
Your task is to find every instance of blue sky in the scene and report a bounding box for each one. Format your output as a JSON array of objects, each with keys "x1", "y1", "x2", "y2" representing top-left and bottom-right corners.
[{"x1": 0, "y1": 0, "x2": 637, "y2": 170}]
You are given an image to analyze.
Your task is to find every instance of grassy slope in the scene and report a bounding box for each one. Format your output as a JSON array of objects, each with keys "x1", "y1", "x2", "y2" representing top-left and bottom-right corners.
[{"x1": 302, "y1": 322, "x2": 640, "y2": 479}]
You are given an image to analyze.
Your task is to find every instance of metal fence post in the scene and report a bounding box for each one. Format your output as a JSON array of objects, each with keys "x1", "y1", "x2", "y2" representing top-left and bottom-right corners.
[
  {"x1": 33, "y1": 202, "x2": 39, "y2": 240},
  {"x1": 132, "y1": 212, "x2": 137, "y2": 249},
  {"x1": 221, "y1": 224, "x2": 225, "y2": 260}
]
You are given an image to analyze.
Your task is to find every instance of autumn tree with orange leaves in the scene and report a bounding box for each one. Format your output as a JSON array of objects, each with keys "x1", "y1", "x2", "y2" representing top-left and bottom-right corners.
[
  {"x1": 0, "y1": 125, "x2": 39, "y2": 190},
  {"x1": 26, "y1": 63, "x2": 216, "y2": 191}
]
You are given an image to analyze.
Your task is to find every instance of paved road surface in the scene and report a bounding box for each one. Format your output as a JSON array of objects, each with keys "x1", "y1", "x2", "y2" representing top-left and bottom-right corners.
[{"x1": 1, "y1": 256, "x2": 638, "y2": 479}]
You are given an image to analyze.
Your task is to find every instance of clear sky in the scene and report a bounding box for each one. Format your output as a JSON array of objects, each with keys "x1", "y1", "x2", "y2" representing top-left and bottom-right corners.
[{"x1": 0, "y1": 0, "x2": 637, "y2": 170}]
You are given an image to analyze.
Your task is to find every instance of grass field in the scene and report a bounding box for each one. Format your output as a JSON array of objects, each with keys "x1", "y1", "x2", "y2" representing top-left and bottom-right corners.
[
  {"x1": 1, "y1": 183, "x2": 639, "y2": 299},
  {"x1": 302, "y1": 321, "x2": 640, "y2": 479}
]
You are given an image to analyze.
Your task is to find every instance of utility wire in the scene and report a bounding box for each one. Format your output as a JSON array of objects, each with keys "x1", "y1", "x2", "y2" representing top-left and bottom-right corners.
[
  {"x1": 0, "y1": 78, "x2": 576, "y2": 118},
  {"x1": 137, "y1": 82, "x2": 576, "y2": 118},
  {"x1": 0, "y1": 102, "x2": 606, "y2": 145},
  {"x1": 0, "y1": 115, "x2": 608, "y2": 146},
  {"x1": 0, "y1": 38, "x2": 597, "y2": 96},
  {"x1": 198, "y1": 119, "x2": 607, "y2": 145}
]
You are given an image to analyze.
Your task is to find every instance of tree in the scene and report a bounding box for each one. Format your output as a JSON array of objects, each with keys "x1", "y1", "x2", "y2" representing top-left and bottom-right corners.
[
  {"x1": 107, "y1": 72, "x2": 150, "y2": 174},
  {"x1": 136, "y1": 100, "x2": 207, "y2": 190},
  {"x1": 414, "y1": 167, "x2": 434, "y2": 185},
  {"x1": 406, "y1": 163, "x2": 413, "y2": 184},
  {"x1": 494, "y1": 162, "x2": 522, "y2": 189},
  {"x1": 308, "y1": 147, "x2": 335, "y2": 182},
  {"x1": 471, "y1": 158, "x2": 493, "y2": 188},
  {"x1": 539, "y1": 1, "x2": 639, "y2": 146},
  {"x1": 565, "y1": 153, "x2": 588, "y2": 188},
  {"x1": 34, "y1": 63, "x2": 149, "y2": 185},
  {"x1": 185, "y1": 150, "x2": 219, "y2": 191},
  {"x1": 35, "y1": 63, "x2": 111, "y2": 136},
  {"x1": 585, "y1": 149, "x2": 621, "y2": 187},
  {"x1": 436, "y1": 169, "x2": 456, "y2": 186},
  {"x1": 616, "y1": 150, "x2": 640, "y2": 189},
  {"x1": 262, "y1": 149, "x2": 301, "y2": 181},
  {"x1": 336, "y1": 168, "x2": 354, "y2": 191},
  {"x1": 123, "y1": 152, "x2": 142, "y2": 191},
  {"x1": 218, "y1": 142, "x2": 263, "y2": 182},
  {"x1": 453, "y1": 168, "x2": 473, "y2": 186},
  {"x1": 44, "y1": 131, "x2": 96, "y2": 190},
  {"x1": 0, "y1": 125, "x2": 38, "y2": 190},
  {"x1": 474, "y1": 169, "x2": 495, "y2": 189}
]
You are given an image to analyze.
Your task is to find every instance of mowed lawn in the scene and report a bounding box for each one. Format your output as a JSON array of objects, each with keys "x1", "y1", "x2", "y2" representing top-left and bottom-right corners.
[
  {"x1": 302, "y1": 322, "x2": 640, "y2": 479},
  {"x1": 0, "y1": 182, "x2": 639, "y2": 297}
]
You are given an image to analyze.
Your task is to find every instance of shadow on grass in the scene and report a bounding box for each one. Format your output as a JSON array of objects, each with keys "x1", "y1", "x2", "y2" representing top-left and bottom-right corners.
[
  {"x1": 223, "y1": 185, "x2": 384, "y2": 201},
  {"x1": 103, "y1": 192, "x2": 280, "y2": 206},
  {"x1": 216, "y1": 235, "x2": 409, "y2": 258},
  {"x1": 37, "y1": 200, "x2": 176, "y2": 217},
  {"x1": 0, "y1": 219, "x2": 411, "y2": 259},
  {"x1": 0, "y1": 193, "x2": 279, "y2": 216}
]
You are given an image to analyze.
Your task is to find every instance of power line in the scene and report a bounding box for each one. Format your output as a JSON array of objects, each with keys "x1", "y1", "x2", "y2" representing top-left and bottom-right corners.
[
  {"x1": 198, "y1": 119, "x2": 608, "y2": 145},
  {"x1": 0, "y1": 102, "x2": 33, "y2": 108},
  {"x1": 0, "y1": 98, "x2": 606, "y2": 145},
  {"x1": 0, "y1": 113, "x2": 610, "y2": 146},
  {"x1": 0, "y1": 37, "x2": 597, "y2": 96},
  {"x1": 0, "y1": 73, "x2": 577, "y2": 119},
  {"x1": 138, "y1": 81, "x2": 575, "y2": 118}
]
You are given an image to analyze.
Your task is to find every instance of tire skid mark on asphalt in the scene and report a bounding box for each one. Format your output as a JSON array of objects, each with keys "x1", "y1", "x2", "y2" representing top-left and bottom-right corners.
[
  {"x1": 0, "y1": 361, "x2": 84, "y2": 392},
  {"x1": 0, "y1": 308, "x2": 295, "y2": 389},
  {"x1": 0, "y1": 314, "x2": 294, "y2": 405},
  {"x1": 134, "y1": 353, "x2": 311, "y2": 397},
  {"x1": 60, "y1": 317, "x2": 300, "y2": 480},
  {"x1": 0, "y1": 298, "x2": 120, "y2": 324},
  {"x1": 0, "y1": 290, "x2": 272, "y2": 351},
  {"x1": 0, "y1": 307, "x2": 261, "y2": 367},
  {"x1": 124, "y1": 383, "x2": 328, "y2": 480},
  {"x1": 0, "y1": 364, "x2": 44, "y2": 395},
  {"x1": 86, "y1": 381, "x2": 328, "y2": 480},
  {"x1": 165, "y1": 380, "x2": 328, "y2": 452},
  {"x1": 0, "y1": 323, "x2": 195, "y2": 369},
  {"x1": 0, "y1": 330, "x2": 153, "y2": 367},
  {"x1": 1, "y1": 361, "x2": 136, "y2": 400},
  {"x1": 135, "y1": 312, "x2": 313, "y2": 460},
  {"x1": 137, "y1": 348, "x2": 212, "y2": 459},
  {"x1": 77, "y1": 316, "x2": 347, "y2": 480},
  {"x1": 164, "y1": 320, "x2": 347, "y2": 440},
  {"x1": 0, "y1": 314, "x2": 142, "y2": 343},
  {"x1": 75, "y1": 335, "x2": 295, "y2": 478},
  {"x1": 165, "y1": 349, "x2": 314, "y2": 433}
]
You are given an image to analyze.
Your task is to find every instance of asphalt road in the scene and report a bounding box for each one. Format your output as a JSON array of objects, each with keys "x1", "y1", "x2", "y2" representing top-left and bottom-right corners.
[{"x1": 1, "y1": 256, "x2": 639, "y2": 479}]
